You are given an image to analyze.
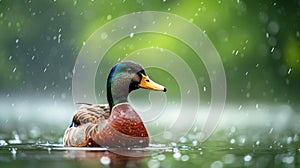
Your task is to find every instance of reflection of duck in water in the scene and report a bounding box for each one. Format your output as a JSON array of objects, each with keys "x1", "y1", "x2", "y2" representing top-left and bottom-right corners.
[{"x1": 64, "y1": 61, "x2": 167, "y2": 147}]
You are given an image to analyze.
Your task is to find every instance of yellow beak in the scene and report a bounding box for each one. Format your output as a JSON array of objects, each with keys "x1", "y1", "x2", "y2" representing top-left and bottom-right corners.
[{"x1": 139, "y1": 74, "x2": 167, "y2": 92}]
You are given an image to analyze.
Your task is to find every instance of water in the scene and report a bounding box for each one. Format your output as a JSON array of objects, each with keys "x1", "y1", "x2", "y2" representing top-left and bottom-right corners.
[{"x1": 1, "y1": 99, "x2": 300, "y2": 167}]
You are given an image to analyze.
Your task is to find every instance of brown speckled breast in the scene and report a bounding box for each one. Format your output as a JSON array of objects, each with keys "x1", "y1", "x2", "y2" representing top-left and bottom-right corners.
[{"x1": 94, "y1": 103, "x2": 149, "y2": 148}]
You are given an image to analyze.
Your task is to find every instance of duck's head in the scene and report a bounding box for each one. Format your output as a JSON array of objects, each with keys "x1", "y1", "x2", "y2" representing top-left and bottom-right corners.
[{"x1": 107, "y1": 61, "x2": 166, "y2": 108}]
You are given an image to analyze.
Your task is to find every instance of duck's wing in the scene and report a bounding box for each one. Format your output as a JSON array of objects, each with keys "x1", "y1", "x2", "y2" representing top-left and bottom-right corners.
[{"x1": 63, "y1": 103, "x2": 110, "y2": 147}]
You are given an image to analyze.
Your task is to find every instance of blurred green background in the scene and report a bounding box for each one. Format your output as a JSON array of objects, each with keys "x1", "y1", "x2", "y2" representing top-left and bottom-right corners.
[{"x1": 0, "y1": 0, "x2": 299, "y2": 106}]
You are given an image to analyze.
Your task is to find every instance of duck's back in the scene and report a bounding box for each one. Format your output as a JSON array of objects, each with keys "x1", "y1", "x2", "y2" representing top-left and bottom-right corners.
[{"x1": 63, "y1": 103, "x2": 110, "y2": 147}]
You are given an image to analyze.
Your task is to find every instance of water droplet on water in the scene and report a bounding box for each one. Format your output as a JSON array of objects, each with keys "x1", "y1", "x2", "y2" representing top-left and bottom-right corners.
[
  {"x1": 147, "y1": 159, "x2": 160, "y2": 168},
  {"x1": 223, "y1": 154, "x2": 235, "y2": 164},
  {"x1": 181, "y1": 155, "x2": 189, "y2": 162},
  {"x1": 100, "y1": 156, "x2": 111, "y2": 165},
  {"x1": 12, "y1": 67, "x2": 17, "y2": 72},
  {"x1": 244, "y1": 154, "x2": 252, "y2": 162},
  {"x1": 157, "y1": 154, "x2": 166, "y2": 161},
  {"x1": 230, "y1": 139, "x2": 236, "y2": 144},
  {"x1": 173, "y1": 152, "x2": 181, "y2": 159},
  {"x1": 0, "y1": 140, "x2": 8, "y2": 146},
  {"x1": 192, "y1": 140, "x2": 198, "y2": 146},
  {"x1": 282, "y1": 156, "x2": 294, "y2": 164},
  {"x1": 211, "y1": 161, "x2": 223, "y2": 168},
  {"x1": 11, "y1": 148, "x2": 17, "y2": 159},
  {"x1": 179, "y1": 137, "x2": 187, "y2": 143}
]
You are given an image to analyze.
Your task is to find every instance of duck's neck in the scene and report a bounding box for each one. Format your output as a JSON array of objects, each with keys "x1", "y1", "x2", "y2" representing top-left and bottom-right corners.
[{"x1": 107, "y1": 79, "x2": 131, "y2": 111}]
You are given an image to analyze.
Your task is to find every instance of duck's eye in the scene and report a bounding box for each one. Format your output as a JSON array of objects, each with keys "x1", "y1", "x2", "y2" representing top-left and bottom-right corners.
[
  {"x1": 146, "y1": 79, "x2": 150, "y2": 82},
  {"x1": 127, "y1": 68, "x2": 132, "y2": 73}
]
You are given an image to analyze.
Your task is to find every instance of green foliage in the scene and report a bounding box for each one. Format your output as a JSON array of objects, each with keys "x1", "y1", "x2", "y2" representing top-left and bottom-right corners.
[{"x1": 0, "y1": 0, "x2": 299, "y2": 104}]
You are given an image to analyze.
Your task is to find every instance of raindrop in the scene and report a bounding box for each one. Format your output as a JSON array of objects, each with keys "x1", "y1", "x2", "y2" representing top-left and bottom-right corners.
[
  {"x1": 287, "y1": 68, "x2": 292, "y2": 75},
  {"x1": 255, "y1": 104, "x2": 259, "y2": 109},
  {"x1": 12, "y1": 67, "x2": 17, "y2": 73},
  {"x1": 269, "y1": 127, "x2": 273, "y2": 134},
  {"x1": 238, "y1": 105, "x2": 242, "y2": 110},
  {"x1": 162, "y1": 0, "x2": 166, "y2": 2},
  {"x1": 255, "y1": 140, "x2": 260, "y2": 145},
  {"x1": 186, "y1": 90, "x2": 191, "y2": 94},
  {"x1": 133, "y1": 25, "x2": 137, "y2": 29},
  {"x1": 101, "y1": 32, "x2": 108, "y2": 40},
  {"x1": 100, "y1": 156, "x2": 111, "y2": 165},
  {"x1": 271, "y1": 47, "x2": 275, "y2": 53},
  {"x1": 8, "y1": 55, "x2": 12, "y2": 60},
  {"x1": 203, "y1": 86, "x2": 206, "y2": 92},
  {"x1": 31, "y1": 55, "x2": 35, "y2": 60},
  {"x1": 58, "y1": 34, "x2": 62, "y2": 43},
  {"x1": 15, "y1": 38, "x2": 19, "y2": 43},
  {"x1": 107, "y1": 15, "x2": 112, "y2": 20},
  {"x1": 235, "y1": 50, "x2": 239, "y2": 55},
  {"x1": 266, "y1": 32, "x2": 269, "y2": 38},
  {"x1": 129, "y1": 33, "x2": 134, "y2": 38}
]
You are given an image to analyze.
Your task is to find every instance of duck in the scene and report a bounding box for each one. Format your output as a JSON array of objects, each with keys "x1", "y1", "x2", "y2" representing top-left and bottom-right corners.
[{"x1": 63, "y1": 61, "x2": 167, "y2": 148}]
